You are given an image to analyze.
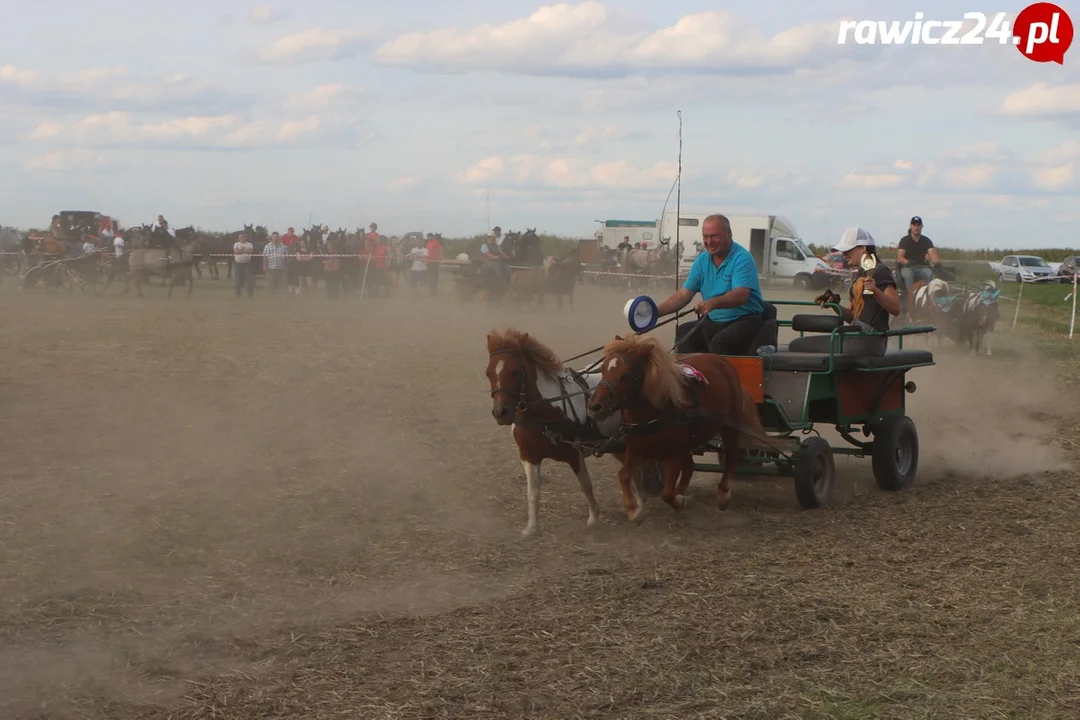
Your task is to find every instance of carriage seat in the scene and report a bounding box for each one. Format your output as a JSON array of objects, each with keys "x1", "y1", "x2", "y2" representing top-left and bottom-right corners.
[
  {"x1": 851, "y1": 349, "x2": 934, "y2": 369},
  {"x1": 747, "y1": 301, "x2": 779, "y2": 354},
  {"x1": 762, "y1": 351, "x2": 856, "y2": 371},
  {"x1": 791, "y1": 314, "x2": 843, "y2": 333}
]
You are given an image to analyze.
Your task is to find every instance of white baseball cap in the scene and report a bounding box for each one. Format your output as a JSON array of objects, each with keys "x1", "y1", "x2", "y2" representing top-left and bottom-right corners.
[{"x1": 833, "y1": 227, "x2": 875, "y2": 253}]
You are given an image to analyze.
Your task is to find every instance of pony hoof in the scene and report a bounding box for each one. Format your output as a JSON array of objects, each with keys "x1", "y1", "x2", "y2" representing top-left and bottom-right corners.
[
  {"x1": 716, "y1": 492, "x2": 732, "y2": 511},
  {"x1": 521, "y1": 526, "x2": 538, "y2": 538},
  {"x1": 627, "y1": 508, "x2": 646, "y2": 525},
  {"x1": 675, "y1": 494, "x2": 692, "y2": 509}
]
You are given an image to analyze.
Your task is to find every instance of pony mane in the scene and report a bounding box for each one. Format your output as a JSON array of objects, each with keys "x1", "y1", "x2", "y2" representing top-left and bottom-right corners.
[
  {"x1": 602, "y1": 335, "x2": 691, "y2": 409},
  {"x1": 487, "y1": 328, "x2": 563, "y2": 374}
]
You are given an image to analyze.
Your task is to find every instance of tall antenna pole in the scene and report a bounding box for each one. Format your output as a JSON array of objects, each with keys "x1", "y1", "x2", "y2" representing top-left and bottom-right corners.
[{"x1": 674, "y1": 110, "x2": 683, "y2": 337}]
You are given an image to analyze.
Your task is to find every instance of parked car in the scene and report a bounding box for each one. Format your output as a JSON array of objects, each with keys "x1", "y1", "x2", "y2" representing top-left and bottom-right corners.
[
  {"x1": 996, "y1": 254, "x2": 1056, "y2": 283},
  {"x1": 1056, "y1": 256, "x2": 1080, "y2": 283}
]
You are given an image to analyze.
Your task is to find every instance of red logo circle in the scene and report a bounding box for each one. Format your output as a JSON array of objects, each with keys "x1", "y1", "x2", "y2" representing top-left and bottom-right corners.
[{"x1": 1014, "y1": 2, "x2": 1074, "y2": 63}]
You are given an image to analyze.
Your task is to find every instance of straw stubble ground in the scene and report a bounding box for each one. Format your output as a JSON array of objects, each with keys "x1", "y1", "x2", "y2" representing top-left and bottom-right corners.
[{"x1": 0, "y1": 279, "x2": 1077, "y2": 719}]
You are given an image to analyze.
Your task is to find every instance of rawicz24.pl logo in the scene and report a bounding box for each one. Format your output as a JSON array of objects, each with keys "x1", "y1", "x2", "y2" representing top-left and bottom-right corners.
[{"x1": 836, "y1": 3, "x2": 1074, "y2": 63}]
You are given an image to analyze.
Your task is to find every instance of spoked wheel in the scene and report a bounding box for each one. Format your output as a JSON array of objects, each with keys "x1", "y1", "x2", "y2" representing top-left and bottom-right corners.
[
  {"x1": 792, "y1": 436, "x2": 836, "y2": 509},
  {"x1": 872, "y1": 415, "x2": 919, "y2": 491},
  {"x1": 633, "y1": 460, "x2": 666, "y2": 497}
]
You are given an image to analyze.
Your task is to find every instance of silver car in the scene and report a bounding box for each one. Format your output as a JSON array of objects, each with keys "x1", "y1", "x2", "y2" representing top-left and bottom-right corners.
[{"x1": 998, "y1": 255, "x2": 1056, "y2": 283}]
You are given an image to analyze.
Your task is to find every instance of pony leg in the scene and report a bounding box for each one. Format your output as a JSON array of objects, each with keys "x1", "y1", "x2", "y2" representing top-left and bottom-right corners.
[
  {"x1": 659, "y1": 457, "x2": 684, "y2": 511},
  {"x1": 616, "y1": 461, "x2": 644, "y2": 524},
  {"x1": 519, "y1": 460, "x2": 542, "y2": 537},
  {"x1": 985, "y1": 331, "x2": 993, "y2": 356},
  {"x1": 674, "y1": 453, "x2": 696, "y2": 509},
  {"x1": 569, "y1": 451, "x2": 600, "y2": 528},
  {"x1": 717, "y1": 428, "x2": 739, "y2": 511}
]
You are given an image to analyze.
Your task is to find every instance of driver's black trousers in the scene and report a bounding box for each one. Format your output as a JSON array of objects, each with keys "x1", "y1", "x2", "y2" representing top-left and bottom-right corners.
[{"x1": 674, "y1": 313, "x2": 764, "y2": 356}]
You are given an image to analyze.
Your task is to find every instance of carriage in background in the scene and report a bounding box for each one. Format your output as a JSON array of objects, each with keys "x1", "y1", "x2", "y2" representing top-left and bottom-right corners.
[{"x1": 20, "y1": 210, "x2": 115, "y2": 293}]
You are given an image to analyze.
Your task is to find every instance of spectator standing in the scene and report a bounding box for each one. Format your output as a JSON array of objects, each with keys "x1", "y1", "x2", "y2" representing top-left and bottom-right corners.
[
  {"x1": 408, "y1": 241, "x2": 428, "y2": 296},
  {"x1": 425, "y1": 233, "x2": 443, "y2": 296},
  {"x1": 233, "y1": 232, "x2": 255, "y2": 298},
  {"x1": 324, "y1": 237, "x2": 343, "y2": 300},
  {"x1": 292, "y1": 238, "x2": 314, "y2": 295},
  {"x1": 281, "y1": 226, "x2": 298, "y2": 248},
  {"x1": 263, "y1": 232, "x2": 288, "y2": 292}
]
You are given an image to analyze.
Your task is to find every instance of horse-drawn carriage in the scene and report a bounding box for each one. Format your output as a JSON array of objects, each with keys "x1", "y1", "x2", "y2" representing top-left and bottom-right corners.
[
  {"x1": 485, "y1": 295, "x2": 936, "y2": 535},
  {"x1": 20, "y1": 210, "x2": 115, "y2": 293}
]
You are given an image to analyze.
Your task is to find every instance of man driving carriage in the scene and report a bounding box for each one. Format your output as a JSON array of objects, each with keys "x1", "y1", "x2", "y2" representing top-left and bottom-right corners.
[
  {"x1": 480, "y1": 231, "x2": 509, "y2": 282},
  {"x1": 897, "y1": 216, "x2": 941, "y2": 289},
  {"x1": 655, "y1": 214, "x2": 768, "y2": 356}
]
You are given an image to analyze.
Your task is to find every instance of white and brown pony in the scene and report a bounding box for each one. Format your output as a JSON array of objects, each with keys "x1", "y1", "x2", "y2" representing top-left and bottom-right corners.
[{"x1": 485, "y1": 329, "x2": 630, "y2": 536}]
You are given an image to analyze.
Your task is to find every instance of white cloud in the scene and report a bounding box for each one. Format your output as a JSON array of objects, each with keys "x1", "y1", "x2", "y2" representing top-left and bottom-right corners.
[
  {"x1": 387, "y1": 176, "x2": 422, "y2": 193},
  {"x1": 282, "y1": 84, "x2": 364, "y2": 111},
  {"x1": 26, "y1": 149, "x2": 108, "y2": 172},
  {"x1": 841, "y1": 170, "x2": 903, "y2": 190},
  {"x1": 28, "y1": 111, "x2": 333, "y2": 149},
  {"x1": 0, "y1": 64, "x2": 248, "y2": 116},
  {"x1": 248, "y1": 5, "x2": 286, "y2": 25},
  {"x1": 258, "y1": 27, "x2": 369, "y2": 65},
  {"x1": 1000, "y1": 82, "x2": 1080, "y2": 120},
  {"x1": 457, "y1": 153, "x2": 675, "y2": 190},
  {"x1": 372, "y1": 2, "x2": 841, "y2": 77},
  {"x1": 842, "y1": 141, "x2": 1079, "y2": 196}
]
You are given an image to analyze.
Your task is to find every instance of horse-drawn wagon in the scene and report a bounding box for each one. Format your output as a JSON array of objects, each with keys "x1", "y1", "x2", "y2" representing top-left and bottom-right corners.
[
  {"x1": 676, "y1": 299, "x2": 935, "y2": 509},
  {"x1": 484, "y1": 295, "x2": 937, "y2": 534}
]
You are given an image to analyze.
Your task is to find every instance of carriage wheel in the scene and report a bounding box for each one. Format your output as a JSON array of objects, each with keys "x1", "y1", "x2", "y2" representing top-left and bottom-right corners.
[
  {"x1": 871, "y1": 415, "x2": 919, "y2": 492},
  {"x1": 55, "y1": 265, "x2": 77, "y2": 294},
  {"x1": 634, "y1": 461, "x2": 666, "y2": 497},
  {"x1": 792, "y1": 437, "x2": 835, "y2": 509}
]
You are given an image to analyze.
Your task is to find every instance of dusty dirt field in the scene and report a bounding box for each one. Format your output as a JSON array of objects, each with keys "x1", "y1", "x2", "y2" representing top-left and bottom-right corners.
[{"x1": 1, "y1": 276, "x2": 1078, "y2": 719}]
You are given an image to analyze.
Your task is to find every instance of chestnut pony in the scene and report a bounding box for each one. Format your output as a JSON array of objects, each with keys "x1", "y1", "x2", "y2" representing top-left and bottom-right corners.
[
  {"x1": 485, "y1": 329, "x2": 630, "y2": 536},
  {"x1": 587, "y1": 334, "x2": 794, "y2": 523}
]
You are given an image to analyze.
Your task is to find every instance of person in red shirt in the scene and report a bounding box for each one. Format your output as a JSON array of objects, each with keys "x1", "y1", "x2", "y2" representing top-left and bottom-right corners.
[
  {"x1": 425, "y1": 233, "x2": 443, "y2": 296},
  {"x1": 281, "y1": 227, "x2": 298, "y2": 248}
]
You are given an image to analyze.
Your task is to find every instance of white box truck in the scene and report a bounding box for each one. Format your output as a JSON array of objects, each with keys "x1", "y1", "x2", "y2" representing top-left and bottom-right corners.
[
  {"x1": 593, "y1": 219, "x2": 659, "y2": 250},
  {"x1": 659, "y1": 211, "x2": 831, "y2": 290}
]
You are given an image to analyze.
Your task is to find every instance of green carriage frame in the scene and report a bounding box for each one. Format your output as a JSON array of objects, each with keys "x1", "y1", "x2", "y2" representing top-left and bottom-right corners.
[{"x1": 688, "y1": 299, "x2": 936, "y2": 509}]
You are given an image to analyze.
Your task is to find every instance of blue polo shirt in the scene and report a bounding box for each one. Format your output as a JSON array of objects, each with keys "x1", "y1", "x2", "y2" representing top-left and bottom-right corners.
[{"x1": 683, "y1": 242, "x2": 765, "y2": 323}]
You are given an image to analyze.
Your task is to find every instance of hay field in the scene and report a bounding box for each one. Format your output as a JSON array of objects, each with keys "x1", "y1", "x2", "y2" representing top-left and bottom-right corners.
[{"x1": 1, "y1": 277, "x2": 1078, "y2": 719}]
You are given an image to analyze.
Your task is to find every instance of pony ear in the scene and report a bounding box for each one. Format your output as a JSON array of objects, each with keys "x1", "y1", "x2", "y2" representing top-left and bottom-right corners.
[{"x1": 614, "y1": 334, "x2": 623, "y2": 341}]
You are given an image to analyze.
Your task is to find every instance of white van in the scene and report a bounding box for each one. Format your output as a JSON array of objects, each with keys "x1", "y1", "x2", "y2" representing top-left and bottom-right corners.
[{"x1": 659, "y1": 211, "x2": 831, "y2": 290}]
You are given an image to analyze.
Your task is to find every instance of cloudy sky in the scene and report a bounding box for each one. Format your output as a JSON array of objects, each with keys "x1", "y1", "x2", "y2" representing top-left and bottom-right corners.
[{"x1": 1, "y1": 0, "x2": 1077, "y2": 247}]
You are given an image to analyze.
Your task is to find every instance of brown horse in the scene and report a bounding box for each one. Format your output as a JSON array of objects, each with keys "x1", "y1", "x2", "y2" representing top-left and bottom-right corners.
[
  {"x1": 539, "y1": 254, "x2": 582, "y2": 309},
  {"x1": 586, "y1": 334, "x2": 794, "y2": 523},
  {"x1": 485, "y1": 328, "x2": 629, "y2": 536}
]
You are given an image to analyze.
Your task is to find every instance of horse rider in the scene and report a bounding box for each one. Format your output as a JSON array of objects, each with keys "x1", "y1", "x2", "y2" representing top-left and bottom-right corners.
[
  {"x1": 480, "y1": 231, "x2": 509, "y2": 282},
  {"x1": 151, "y1": 215, "x2": 177, "y2": 260},
  {"x1": 897, "y1": 215, "x2": 941, "y2": 289},
  {"x1": 655, "y1": 214, "x2": 769, "y2": 356}
]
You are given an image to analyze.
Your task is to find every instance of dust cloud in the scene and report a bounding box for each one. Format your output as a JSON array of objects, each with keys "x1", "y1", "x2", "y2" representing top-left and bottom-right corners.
[
  {"x1": 0, "y1": 280, "x2": 1074, "y2": 717},
  {"x1": 906, "y1": 339, "x2": 1073, "y2": 481}
]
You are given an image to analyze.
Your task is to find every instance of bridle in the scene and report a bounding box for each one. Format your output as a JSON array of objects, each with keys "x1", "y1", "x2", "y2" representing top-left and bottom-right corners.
[
  {"x1": 593, "y1": 351, "x2": 644, "y2": 415},
  {"x1": 488, "y1": 348, "x2": 529, "y2": 412}
]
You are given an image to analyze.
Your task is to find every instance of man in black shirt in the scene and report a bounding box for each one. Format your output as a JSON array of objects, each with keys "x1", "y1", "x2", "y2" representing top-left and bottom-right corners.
[{"x1": 897, "y1": 216, "x2": 941, "y2": 290}]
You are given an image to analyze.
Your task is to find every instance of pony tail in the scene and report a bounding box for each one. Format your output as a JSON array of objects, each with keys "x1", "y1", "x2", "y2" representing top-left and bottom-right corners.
[{"x1": 736, "y1": 391, "x2": 799, "y2": 453}]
